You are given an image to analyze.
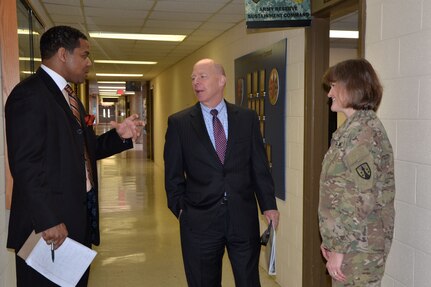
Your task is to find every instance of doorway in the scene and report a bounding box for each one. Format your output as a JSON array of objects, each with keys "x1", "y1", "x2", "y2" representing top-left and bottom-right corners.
[
  {"x1": 303, "y1": 1, "x2": 363, "y2": 286},
  {"x1": 98, "y1": 105, "x2": 116, "y2": 124},
  {"x1": 329, "y1": 10, "x2": 361, "y2": 134}
]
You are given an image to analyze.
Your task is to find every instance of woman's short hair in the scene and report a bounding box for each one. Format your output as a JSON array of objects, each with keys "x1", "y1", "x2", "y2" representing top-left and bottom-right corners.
[{"x1": 323, "y1": 58, "x2": 383, "y2": 112}]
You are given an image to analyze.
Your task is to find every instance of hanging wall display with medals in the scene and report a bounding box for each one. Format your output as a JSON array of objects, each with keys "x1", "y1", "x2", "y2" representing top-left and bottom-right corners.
[{"x1": 234, "y1": 39, "x2": 287, "y2": 200}]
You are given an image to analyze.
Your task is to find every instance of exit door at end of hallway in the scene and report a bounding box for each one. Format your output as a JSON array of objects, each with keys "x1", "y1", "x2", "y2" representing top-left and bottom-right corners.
[{"x1": 98, "y1": 105, "x2": 116, "y2": 124}]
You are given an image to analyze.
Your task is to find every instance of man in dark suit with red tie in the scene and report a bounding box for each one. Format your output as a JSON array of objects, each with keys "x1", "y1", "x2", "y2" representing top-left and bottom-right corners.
[
  {"x1": 5, "y1": 26, "x2": 143, "y2": 286},
  {"x1": 164, "y1": 58, "x2": 279, "y2": 287}
]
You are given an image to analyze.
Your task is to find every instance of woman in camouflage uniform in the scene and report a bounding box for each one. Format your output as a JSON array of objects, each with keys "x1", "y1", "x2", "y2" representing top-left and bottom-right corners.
[{"x1": 318, "y1": 59, "x2": 395, "y2": 286}]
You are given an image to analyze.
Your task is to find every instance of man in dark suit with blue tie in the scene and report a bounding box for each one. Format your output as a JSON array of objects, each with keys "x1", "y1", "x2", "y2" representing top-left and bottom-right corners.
[
  {"x1": 164, "y1": 58, "x2": 279, "y2": 287},
  {"x1": 5, "y1": 25, "x2": 143, "y2": 286}
]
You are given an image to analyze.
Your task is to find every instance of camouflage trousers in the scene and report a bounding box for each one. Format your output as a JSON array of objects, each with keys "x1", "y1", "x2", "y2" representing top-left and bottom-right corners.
[{"x1": 332, "y1": 252, "x2": 386, "y2": 287}]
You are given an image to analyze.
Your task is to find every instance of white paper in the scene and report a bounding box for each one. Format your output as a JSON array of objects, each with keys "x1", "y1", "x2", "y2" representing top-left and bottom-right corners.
[
  {"x1": 266, "y1": 225, "x2": 276, "y2": 275},
  {"x1": 25, "y1": 236, "x2": 97, "y2": 287}
]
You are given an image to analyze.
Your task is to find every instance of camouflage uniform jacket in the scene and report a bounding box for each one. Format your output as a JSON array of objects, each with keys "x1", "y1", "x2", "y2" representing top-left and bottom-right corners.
[{"x1": 319, "y1": 110, "x2": 395, "y2": 255}]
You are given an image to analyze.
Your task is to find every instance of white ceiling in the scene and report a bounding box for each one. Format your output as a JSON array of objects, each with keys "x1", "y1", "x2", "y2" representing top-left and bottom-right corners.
[
  {"x1": 23, "y1": 0, "x2": 357, "y2": 84},
  {"x1": 27, "y1": 0, "x2": 246, "y2": 82}
]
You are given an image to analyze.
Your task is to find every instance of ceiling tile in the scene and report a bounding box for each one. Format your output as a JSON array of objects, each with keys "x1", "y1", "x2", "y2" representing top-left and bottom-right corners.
[
  {"x1": 44, "y1": 4, "x2": 82, "y2": 15},
  {"x1": 42, "y1": 0, "x2": 80, "y2": 6},
  {"x1": 84, "y1": 7, "x2": 150, "y2": 18},
  {"x1": 144, "y1": 19, "x2": 202, "y2": 30},
  {"x1": 86, "y1": 16, "x2": 145, "y2": 26},
  {"x1": 149, "y1": 11, "x2": 211, "y2": 22},
  {"x1": 84, "y1": 0, "x2": 155, "y2": 10},
  {"x1": 154, "y1": 1, "x2": 228, "y2": 13}
]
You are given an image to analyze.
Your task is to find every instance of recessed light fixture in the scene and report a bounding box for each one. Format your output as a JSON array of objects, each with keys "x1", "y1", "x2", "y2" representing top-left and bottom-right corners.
[
  {"x1": 19, "y1": 57, "x2": 42, "y2": 61},
  {"x1": 99, "y1": 92, "x2": 120, "y2": 96},
  {"x1": 98, "y1": 86, "x2": 126, "y2": 90},
  {"x1": 98, "y1": 81, "x2": 126, "y2": 84},
  {"x1": 18, "y1": 29, "x2": 39, "y2": 35},
  {"x1": 99, "y1": 89, "x2": 120, "y2": 93},
  {"x1": 329, "y1": 30, "x2": 359, "y2": 39},
  {"x1": 89, "y1": 32, "x2": 186, "y2": 42},
  {"x1": 94, "y1": 60, "x2": 157, "y2": 65},
  {"x1": 96, "y1": 73, "x2": 143, "y2": 77}
]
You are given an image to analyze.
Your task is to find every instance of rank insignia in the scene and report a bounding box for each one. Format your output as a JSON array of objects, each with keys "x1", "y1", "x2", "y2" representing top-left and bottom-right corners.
[
  {"x1": 356, "y1": 163, "x2": 371, "y2": 180},
  {"x1": 252, "y1": 0, "x2": 260, "y2": 3}
]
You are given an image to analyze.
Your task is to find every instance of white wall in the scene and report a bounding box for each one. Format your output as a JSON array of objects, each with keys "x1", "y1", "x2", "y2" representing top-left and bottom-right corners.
[
  {"x1": 152, "y1": 22, "x2": 305, "y2": 287},
  {"x1": 366, "y1": 1, "x2": 431, "y2": 286}
]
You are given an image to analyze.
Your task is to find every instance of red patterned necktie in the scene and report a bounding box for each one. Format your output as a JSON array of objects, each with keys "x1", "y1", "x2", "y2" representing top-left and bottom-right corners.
[
  {"x1": 64, "y1": 84, "x2": 94, "y2": 188},
  {"x1": 64, "y1": 84, "x2": 98, "y2": 241},
  {"x1": 64, "y1": 84, "x2": 83, "y2": 126},
  {"x1": 210, "y1": 109, "x2": 227, "y2": 164}
]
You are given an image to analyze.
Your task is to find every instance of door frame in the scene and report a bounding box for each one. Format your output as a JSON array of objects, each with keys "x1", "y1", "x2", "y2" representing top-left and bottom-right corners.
[{"x1": 302, "y1": 1, "x2": 364, "y2": 286}]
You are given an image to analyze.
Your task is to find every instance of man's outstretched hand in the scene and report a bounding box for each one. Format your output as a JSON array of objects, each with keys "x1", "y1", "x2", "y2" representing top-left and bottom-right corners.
[{"x1": 111, "y1": 114, "x2": 145, "y2": 141}]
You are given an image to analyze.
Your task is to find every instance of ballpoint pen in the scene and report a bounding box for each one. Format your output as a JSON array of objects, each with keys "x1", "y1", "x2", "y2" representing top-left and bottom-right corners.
[{"x1": 51, "y1": 243, "x2": 55, "y2": 262}]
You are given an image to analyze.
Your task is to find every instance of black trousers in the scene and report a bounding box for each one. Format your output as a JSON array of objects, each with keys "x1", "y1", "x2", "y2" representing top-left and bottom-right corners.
[
  {"x1": 15, "y1": 254, "x2": 90, "y2": 287},
  {"x1": 180, "y1": 200, "x2": 261, "y2": 287}
]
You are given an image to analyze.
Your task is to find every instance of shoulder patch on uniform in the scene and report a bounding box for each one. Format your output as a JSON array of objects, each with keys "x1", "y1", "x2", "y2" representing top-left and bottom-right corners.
[{"x1": 356, "y1": 163, "x2": 371, "y2": 180}]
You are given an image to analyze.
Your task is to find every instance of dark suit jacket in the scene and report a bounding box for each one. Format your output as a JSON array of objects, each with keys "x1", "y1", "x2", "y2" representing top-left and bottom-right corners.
[
  {"x1": 164, "y1": 101, "x2": 277, "y2": 236},
  {"x1": 6, "y1": 68, "x2": 133, "y2": 250}
]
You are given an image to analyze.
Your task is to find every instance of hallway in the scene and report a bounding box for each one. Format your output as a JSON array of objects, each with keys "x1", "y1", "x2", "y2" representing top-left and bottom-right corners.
[{"x1": 87, "y1": 128, "x2": 280, "y2": 286}]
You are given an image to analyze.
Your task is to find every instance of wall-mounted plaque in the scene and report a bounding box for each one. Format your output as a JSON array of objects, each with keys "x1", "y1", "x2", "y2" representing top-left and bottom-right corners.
[
  {"x1": 260, "y1": 98, "x2": 265, "y2": 116},
  {"x1": 236, "y1": 78, "x2": 244, "y2": 105},
  {"x1": 268, "y1": 68, "x2": 279, "y2": 105},
  {"x1": 247, "y1": 73, "x2": 252, "y2": 98},
  {"x1": 260, "y1": 69, "x2": 266, "y2": 95},
  {"x1": 253, "y1": 71, "x2": 259, "y2": 97},
  {"x1": 235, "y1": 39, "x2": 286, "y2": 200}
]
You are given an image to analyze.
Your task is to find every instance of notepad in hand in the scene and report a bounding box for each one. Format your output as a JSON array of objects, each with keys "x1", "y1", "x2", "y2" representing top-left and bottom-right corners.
[
  {"x1": 260, "y1": 221, "x2": 276, "y2": 275},
  {"x1": 18, "y1": 231, "x2": 97, "y2": 287}
]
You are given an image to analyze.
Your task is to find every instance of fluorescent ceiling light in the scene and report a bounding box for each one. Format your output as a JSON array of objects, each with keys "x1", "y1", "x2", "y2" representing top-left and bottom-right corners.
[
  {"x1": 18, "y1": 29, "x2": 39, "y2": 35},
  {"x1": 95, "y1": 60, "x2": 157, "y2": 65},
  {"x1": 98, "y1": 86, "x2": 126, "y2": 90},
  {"x1": 89, "y1": 32, "x2": 186, "y2": 42},
  {"x1": 124, "y1": 91, "x2": 135, "y2": 95},
  {"x1": 96, "y1": 73, "x2": 143, "y2": 77},
  {"x1": 99, "y1": 92, "x2": 119, "y2": 96},
  {"x1": 99, "y1": 89, "x2": 119, "y2": 93},
  {"x1": 330, "y1": 30, "x2": 359, "y2": 39},
  {"x1": 19, "y1": 57, "x2": 41, "y2": 61},
  {"x1": 98, "y1": 81, "x2": 126, "y2": 84}
]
